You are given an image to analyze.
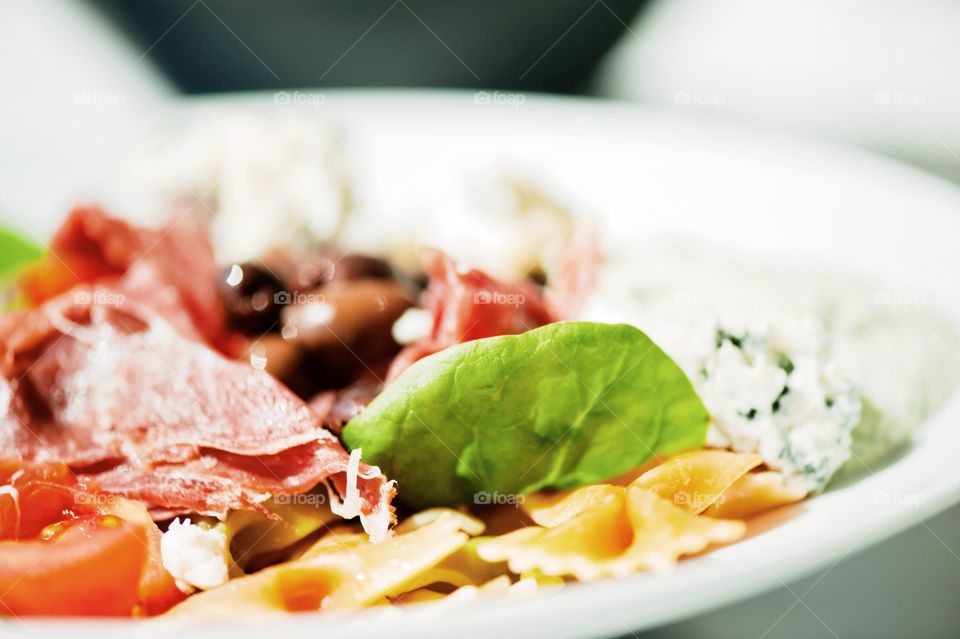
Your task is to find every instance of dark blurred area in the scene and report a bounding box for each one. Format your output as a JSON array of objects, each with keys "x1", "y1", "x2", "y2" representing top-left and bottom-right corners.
[{"x1": 89, "y1": 0, "x2": 647, "y2": 94}]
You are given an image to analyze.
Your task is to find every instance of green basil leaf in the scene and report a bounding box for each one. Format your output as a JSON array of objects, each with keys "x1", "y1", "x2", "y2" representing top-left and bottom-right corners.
[
  {"x1": 342, "y1": 321, "x2": 709, "y2": 509},
  {"x1": 0, "y1": 224, "x2": 43, "y2": 283}
]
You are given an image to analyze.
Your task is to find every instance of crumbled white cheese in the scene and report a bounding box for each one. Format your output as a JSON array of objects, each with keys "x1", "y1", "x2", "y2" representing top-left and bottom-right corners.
[
  {"x1": 391, "y1": 307, "x2": 432, "y2": 345},
  {"x1": 686, "y1": 318, "x2": 861, "y2": 492},
  {"x1": 160, "y1": 518, "x2": 230, "y2": 593},
  {"x1": 359, "y1": 479, "x2": 397, "y2": 544},
  {"x1": 584, "y1": 242, "x2": 958, "y2": 479}
]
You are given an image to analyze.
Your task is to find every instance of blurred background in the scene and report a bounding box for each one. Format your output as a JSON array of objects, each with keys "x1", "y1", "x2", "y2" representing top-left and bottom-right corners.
[{"x1": 2, "y1": 1, "x2": 959, "y2": 637}]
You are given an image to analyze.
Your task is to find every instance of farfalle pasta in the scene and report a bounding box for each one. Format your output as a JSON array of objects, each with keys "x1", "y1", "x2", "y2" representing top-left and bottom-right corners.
[
  {"x1": 474, "y1": 450, "x2": 802, "y2": 582},
  {"x1": 477, "y1": 484, "x2": 743, "y2": 581},
  {"x1": 390, "y1": 509, "x2": 506, "y2": 592},
  {"x1": 630, "y1": 449, "x2": 764, "y2": 513},
  {"x1": 165, "y1": 514, "x2": 473, "y2": 619},
  {"x1": 704, "y1": 471, "x2": 808, "y2": 519},
  {"x1": 156, "y1": 449, "x2": 805, "y2": 615}
]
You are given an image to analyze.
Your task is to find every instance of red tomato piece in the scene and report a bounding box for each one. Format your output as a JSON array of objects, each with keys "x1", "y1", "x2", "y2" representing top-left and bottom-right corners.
[
  {"x1": 0, "y1": 459, "x2": 186, "y2": 615},
  {"x1": 0, "y1": 520, "x2": 147, "y2": 616}
]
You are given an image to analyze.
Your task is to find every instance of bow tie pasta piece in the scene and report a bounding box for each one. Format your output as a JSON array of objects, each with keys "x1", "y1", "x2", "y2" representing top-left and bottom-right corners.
[
  {"x1": 390, "y1": 508, "x2": 508, "y2": 592},
  {"x1": 522, "y1": 484, "x2": 626, "y2": 528},
  {"x1": 478, "y1": 486, "x2": 631, "y2": 581},
  {"x1": 630, "y1": 450, "x2": 764, "y2": 514},
  {"x1": 616, "y1": 486, "x2": 744, "y2": 574},
  {"x1": 703, "y1": 471, "x2": 807, "y2": 519},
  {"x1": 399, "y1": 538, "x2": 510, "y2": 592},
  {"x1": 522, "y1": 450, "x2": 763, "y2": 524},
  {"x1": 298, "y1": 527, "x2": 369, "y2": 559},
  {"x1": 477, "y1": 483, "x2": 744, "y2": 582},
  {"x1": 165, "y1": 514, "x2": 471, "y2": 619}
]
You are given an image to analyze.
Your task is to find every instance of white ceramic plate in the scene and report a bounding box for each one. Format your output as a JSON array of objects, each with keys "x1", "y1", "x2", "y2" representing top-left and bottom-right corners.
[{"x1": 5, "y1": 92, "x2": 960, "y2": 639}]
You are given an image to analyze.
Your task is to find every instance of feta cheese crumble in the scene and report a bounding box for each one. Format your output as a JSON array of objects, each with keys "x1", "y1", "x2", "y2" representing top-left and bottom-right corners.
[
  {"x1": 686, "y1": 318, "x2": 862, "y2": 492},
  {"x1": 160, "y1": 518, "x2": 230, "y2": 593},
  {"x1": 391, "y1": 307, "x2": 432, "y2": 345},
  {"x1": 585, "y1": 242, "x2": 958, "y2": 481}
]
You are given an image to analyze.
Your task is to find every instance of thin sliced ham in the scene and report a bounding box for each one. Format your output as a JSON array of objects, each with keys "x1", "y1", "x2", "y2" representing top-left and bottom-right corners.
[
  {"x1": 385, "y1": 228, "x2": 601, "y2": 382},
  {"x1": 18, "y1": 206, "x2": 233, "y2": 352},
  {"x1": 421, "y1": 248, "x2": 554, "y2": 345},
  {"x1": 386, "y1": 249, "x2": 556, "y2": 381},
  {"x1": 0, "y1": 286, "x2": 393, "y2": 529}
]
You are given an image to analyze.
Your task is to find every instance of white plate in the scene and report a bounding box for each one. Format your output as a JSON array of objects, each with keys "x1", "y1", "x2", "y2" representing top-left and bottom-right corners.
[{"x1": 6, "y1": 91, "x2": 960, "y2": 639}]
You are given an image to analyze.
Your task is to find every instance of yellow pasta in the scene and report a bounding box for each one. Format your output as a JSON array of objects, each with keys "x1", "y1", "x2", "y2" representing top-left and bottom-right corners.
[
  {"x1": 523, "y1": 450, "x2": 763, "y2": 526},
  {"x1": 630, "y1": 449, "x2": 764, "y2": 514},
  {"x1": 618, "y1": 485, "x2": 744, "y2": 573},
  {"x1": 477, "y1": 483, "x2": 744, "y2": 581},
  {"x1": 703, "y1": 471, "x2": 807, "y2": 519},
  {"x1": 166, "y1": 513, "x2": 472, "y2": 619},
  {"x1": 297, "y1": 526, "x2": 367, "y2": 559},
  {"x1": 391, "y1": 509, "x2": 504, "y2": 591},
  {"x1": 522, "y1": 484, "x2": 625, "y2": 528},
  {"x1": 164, "y1": 449, "x2": 808, "y2": 618},
  {"x1": 401, "y1": 538, "x2": 510, "y2": 591}
]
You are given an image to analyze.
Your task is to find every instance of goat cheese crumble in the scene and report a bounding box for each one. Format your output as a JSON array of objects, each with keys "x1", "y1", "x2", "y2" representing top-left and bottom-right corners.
[
  {"x1": 686, "y1": 318, "x2": 862, "y2": 492},
  {"x1": 160, "y1": 518, "x2": 230, "y2": 593},
  {"x1": 391, "y1": 307, "x2": 433, "y2": 345}
]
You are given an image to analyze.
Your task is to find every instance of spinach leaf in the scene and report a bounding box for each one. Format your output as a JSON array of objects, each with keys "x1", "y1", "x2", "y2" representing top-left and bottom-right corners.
[
  {"x1": 0, "y1": 225, "x2": 43, "y2": 283},
  {"x1": 342, "y1": 321, "x2": 708, "y2": 509}
]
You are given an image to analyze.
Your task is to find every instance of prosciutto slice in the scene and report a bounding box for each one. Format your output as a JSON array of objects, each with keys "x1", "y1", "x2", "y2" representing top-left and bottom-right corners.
[
  {"x1": 386, "y1": 249, "x2": 556, "y2": 381},
  {"x1": 0, "y1": 286, "x2": 393, "y2": 524},
  {"x1": 18, "y1": 206, "x2": 233, "y2": 352}
]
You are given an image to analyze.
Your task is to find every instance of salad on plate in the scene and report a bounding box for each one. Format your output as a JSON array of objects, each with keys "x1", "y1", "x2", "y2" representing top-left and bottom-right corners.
[{"x1": 0, "y1": 110, "x2": 955, "y2": 620}]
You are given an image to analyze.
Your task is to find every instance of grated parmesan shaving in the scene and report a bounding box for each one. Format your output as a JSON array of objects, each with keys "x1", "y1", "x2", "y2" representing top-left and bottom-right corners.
[
  {"x1": 328, "y1": 448, "x2": 363, "y2": 520},
  {"x1": 359, "y1": 479, "x2": 396, "y2": 544},
  {"x1": 324, "y1": 448, "x2": 395, "y2": 543}
]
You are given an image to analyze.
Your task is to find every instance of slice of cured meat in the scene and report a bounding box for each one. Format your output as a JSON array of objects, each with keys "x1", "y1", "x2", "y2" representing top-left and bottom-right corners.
[
  {"x1": 420, "y1": 248, "x2": 554, "y2": 345},
  {"x1": 18, "y1": 206, "x2": 231, "y2": 351},
  {"x1": 386, "y1": 249, "x2": 556, "y2": 381},
  {"x1": 0, "y1": 287, "x2": 393, "y2": 526}
]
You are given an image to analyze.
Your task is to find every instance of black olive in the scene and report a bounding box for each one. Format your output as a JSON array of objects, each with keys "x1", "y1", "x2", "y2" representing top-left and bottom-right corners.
[
  {"x1": 281, "y1": 279, "x2": 412, "y2": 350},
  {"x1": 278, "y1": 278, "x2": 413, "y2": 392},
  {"x1": 217, "y1": 263, "x2": 284, "y2": 334},
  {"x1": 293, "y1": 252, "x2": 395, "y2": 291},
  {"x1": 242, "y1": 335, "x2": 300, "y2": 380}
]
